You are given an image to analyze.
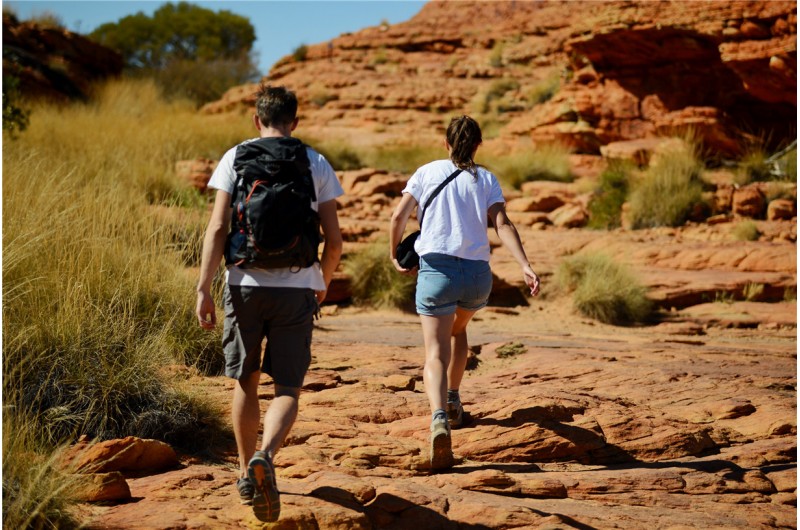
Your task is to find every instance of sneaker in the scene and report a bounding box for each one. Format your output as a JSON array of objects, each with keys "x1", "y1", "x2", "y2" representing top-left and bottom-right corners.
[
  {"x1": 430, "y1": 416, "x2": 454, "y2": 470},
  {"x1": 247, "y1": 450, "x2": 280, "y2": 522},
  {"x1": 236, "y1": 477, "x2": 254, "y2": 505},
  {"x1": 447, "y1": 400, "x2": 464, "y2": 428}
]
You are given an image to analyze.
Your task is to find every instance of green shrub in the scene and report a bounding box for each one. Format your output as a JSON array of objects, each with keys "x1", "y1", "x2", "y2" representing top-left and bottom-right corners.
[
  {"x1": 732, "y1": 220, "x2": 760, "y2": 241},
  {"x1": 627, "y1": 140, "x2": 704, "y2": 228},
  {"x1": 364, "y1": 144, "x2": 445, "y2": 174},
  {"x1": 556, "y1": 254, "x2": 652, "y2": 325},
  {"x1": 344, "y1": 239, "x2": 416, "y2": 310},
  {"x1": 588, "y1": 163, "x2": 631, "y2": 229},
  {"x1": 526, "y1": 71, "x2": 561, "y2": 106},
  {"x1": 293, "y1": 44, "x2": 309, "y2": 62},
  {"x1": 2, "y1": 74, "x2": 30, "y2": 138},
  {"x1": 488, "y1": 41, "x2": 505, "y2": 67},
  {"x1": 300, "y1": 136, "x2": 364, "y2": 171},
  {"x1": 736, "y1": 139, "x2": 797, "y2": 184},
  {"x1": 483, "y1": 143, "x2": 573, "y2": 188}
]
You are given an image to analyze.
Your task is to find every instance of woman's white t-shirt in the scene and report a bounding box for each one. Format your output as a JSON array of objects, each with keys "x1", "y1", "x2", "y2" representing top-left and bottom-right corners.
[
  {"x1": 402, "y1": 159, "x2": 505, "y2": 263},
  {"x1": 207, "y1": 138, "x2": 344, "y2": 290}
]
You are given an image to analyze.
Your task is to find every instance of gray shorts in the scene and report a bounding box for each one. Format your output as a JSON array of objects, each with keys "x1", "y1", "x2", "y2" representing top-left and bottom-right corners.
[{"x1": 222, "y1": 284, "x2": 317, "y2": 387}]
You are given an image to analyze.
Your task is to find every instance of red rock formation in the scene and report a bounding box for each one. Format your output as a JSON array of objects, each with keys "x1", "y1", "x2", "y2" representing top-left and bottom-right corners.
[
  {"x1": 3, "y1": 13, "x2": 123, "y2": 101},
  {"x1": 203, "y1": 1, "x2": 796, "y2": 159}
]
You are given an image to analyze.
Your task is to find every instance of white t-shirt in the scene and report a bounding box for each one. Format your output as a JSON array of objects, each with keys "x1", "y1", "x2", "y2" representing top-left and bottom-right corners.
[
  {"x1": 402, "y1": 159, "x2": 505, "y2": 262},
  {"x1": 207, "y1": 138, "x2": 344, "y2": 289}
]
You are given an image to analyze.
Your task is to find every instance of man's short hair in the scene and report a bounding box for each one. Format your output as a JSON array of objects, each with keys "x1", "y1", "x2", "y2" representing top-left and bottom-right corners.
[{"x1": 255, "y1": 85, "x2": 298, "y2": 129}]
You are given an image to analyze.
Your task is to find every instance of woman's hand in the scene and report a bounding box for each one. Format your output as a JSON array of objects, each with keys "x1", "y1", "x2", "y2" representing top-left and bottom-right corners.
[
  {"x1": 392, "y1": 257, "x2": 418, "y2": 275},
  {"x1": 523, "y1": 264, "x2": 540, "y2": 296}
]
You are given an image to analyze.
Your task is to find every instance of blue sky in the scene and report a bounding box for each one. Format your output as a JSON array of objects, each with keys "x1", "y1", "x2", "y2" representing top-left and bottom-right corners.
[{"x1": 7, "y1": 1, "x2": 427, "y2": 73}]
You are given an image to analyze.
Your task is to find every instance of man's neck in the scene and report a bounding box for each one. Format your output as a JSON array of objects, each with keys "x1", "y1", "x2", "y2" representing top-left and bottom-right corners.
[{"x1": 260, "y1": 125, "x2": 292, "y2": 138}]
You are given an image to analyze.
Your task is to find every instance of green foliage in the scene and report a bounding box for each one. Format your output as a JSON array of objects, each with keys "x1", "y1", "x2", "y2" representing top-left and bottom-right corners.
[
  {"x1": 473, "y1": 78, "x2": 520, "y2": 114},
  {"x1": 627, "y1": 140, "x2": 704, "y2": 228},
  {"x1": 488, "y1": 41, "x2": 505, "y2": 67},
  {"x1": 526, "y1": 71, "x2": 561, "y2": 106},
  {"x1": 26, "y1": 9, "x2": 65, "y2": 28},
  {"x1": 2, "y1": 74, "x2": 30, "y2": 138},
  {"x1": 588, "y1": 163, "x2": 631, "y2": 229},
  {"x1": 736, "y1": 138, "x2": 797, "y2": 184},
  {"x1": 483, "y1": 143, "x2": 573, "y2": 188},
  {"x1": 732, "y1": 220, "x2": 760, "y2": 241},
  {"x1": 89, "y1": 2, "x2": 258, "y2": 104},
  {"x1": 495, "y1": 342, "x2": 527, "y2": 358},
  {"x1": 364, "y1": 144, "x2": 445, "y2": 174},
  {"x1": 293, "y1": 44, "x2": 309, "y2": 62},
  {"x1": 557, "y1": 254, "x2": 652, "y2": 325},
  {"x1": 344, "y1": 239, "x2": 416, "y2": 310}
]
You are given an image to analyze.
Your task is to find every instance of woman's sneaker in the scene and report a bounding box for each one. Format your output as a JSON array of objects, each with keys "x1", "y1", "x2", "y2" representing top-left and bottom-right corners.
[
  {"x1": 447, "y1": 399, "x2": 464, "y2": 428},
  {"x1": 236, "y1": 477, "x2": 254, "y2": 505},
  {"x1": 430, "y1": 415, "x2": 454, "y2": 470},
  {"x1": 247, "y1": 450, "x2": 280, "y2": 522}
]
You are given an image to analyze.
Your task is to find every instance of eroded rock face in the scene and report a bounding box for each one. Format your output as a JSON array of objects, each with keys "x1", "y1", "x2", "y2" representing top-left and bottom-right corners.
[
  {"x1": 202, "y1": 1, "x2": 795, "y2": 157},
  {"x1": 2, "y1": 14, "x2": 123, "y2": 101}
]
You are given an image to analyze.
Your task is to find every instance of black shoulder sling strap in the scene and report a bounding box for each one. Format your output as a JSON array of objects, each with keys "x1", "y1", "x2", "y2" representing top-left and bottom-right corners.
[{"x1": 418, "y1": 168, "x2": 462, "y2": 229}]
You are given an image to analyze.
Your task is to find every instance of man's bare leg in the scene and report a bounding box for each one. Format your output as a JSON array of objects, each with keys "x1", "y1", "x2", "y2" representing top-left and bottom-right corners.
[
  {"x1": 259, "y1": 384, "x2": 301, "y2": 456},
  {"x1": 232, "y1": 370, "x2": 262, "y2": 478}
]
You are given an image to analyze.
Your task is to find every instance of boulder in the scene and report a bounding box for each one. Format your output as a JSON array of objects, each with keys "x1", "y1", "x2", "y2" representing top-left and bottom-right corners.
[
  {"x1": 548, "y1": 203, "x2": 588, "y2": 228},
  {"x1": 767, "y1": 198, "x2": 796, "y2": 220},
  {"x1": 76, "y1": 471, "x2": 131, "y2": 503},
  {"x1": 175, "y1": 158, "x2": 217, "y2": 193},
  {"x1": 67, "y1": 436, "x2": 178, "y2": 474},
  {"x1": 732, "y1": 186, "x2": 766, "y2": 218}
]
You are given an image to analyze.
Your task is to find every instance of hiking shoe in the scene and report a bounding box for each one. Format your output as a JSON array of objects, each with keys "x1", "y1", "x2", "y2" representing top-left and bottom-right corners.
[
  {"x1": 236, "y1": 477, "x2": 254, "y2": 505},
  {"x1": 430, "y1": 416, "x2": 454, "y2": 470},
  {"x1": 247, "y1": 450, "x2": 280, "y2": 522},
  {"x1": 447, "y1": 400, "x2": 464, "y2": 428}
]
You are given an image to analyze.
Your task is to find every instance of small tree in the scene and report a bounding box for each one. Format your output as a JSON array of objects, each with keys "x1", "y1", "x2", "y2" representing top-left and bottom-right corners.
[{"x1": 90, "y1": 2, "x2": 259, "y2": 104}]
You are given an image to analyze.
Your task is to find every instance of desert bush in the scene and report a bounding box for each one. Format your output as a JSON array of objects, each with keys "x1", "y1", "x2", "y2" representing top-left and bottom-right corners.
[
  {"x1": 293, "y1": 44, "x2": 309, "y2": 62},
  {"x1": 488, "y1": 41, "x2": 505, "y2": 67},
  {"x1": 743, "y1": 282, "x2": 764, "y2": 301},
  {"x1": 556, "y1": 253, "x2": 652, "y2": 325},
  {"x1": 736, "y1": 138, "x2": 797, "y2": 184},
  {"x1": 526, "y1": 71, "x2": 561, "y2": 106},
  {"x1": 588, "y1": 162, "x2": 632, "y2": 229},
  {"x1": 627, "y1": 139, "x2": 704, "y2": 228},
  {"x1": 344, "y1": 239, "x2": 416, "y2": 310},
  {"x1": 299, "y1": 136, "x2": 364, "y2": 171},
  {"x1": 473, "y1": 78, "x2": 520, "y2": 114},
  {"x1": 732, "y1": 220, "x2": 760, "y2": 241},
  {"x1": 483, "y1": 143, "x2": 573, "y2": 188},
  {"x1": 2, "y1": 74, "x2": 30, "y2": 138},
  {"x1": 365, "y1": 144, "x2": 446, "y2": 174}
]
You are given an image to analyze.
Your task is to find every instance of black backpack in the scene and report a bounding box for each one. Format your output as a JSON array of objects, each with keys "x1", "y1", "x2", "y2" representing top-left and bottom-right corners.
[{"x1": 225, "y1": 137, "x2": 321, "y2": 270}]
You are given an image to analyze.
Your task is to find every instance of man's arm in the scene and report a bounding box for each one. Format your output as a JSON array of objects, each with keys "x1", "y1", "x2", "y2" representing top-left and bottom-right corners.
[
  {"x1": 316, "y1": 199, "x2": 343, "y2": 303},
  {"x1": 196, "y1": 189, "x2": 232, "y2": 329}
]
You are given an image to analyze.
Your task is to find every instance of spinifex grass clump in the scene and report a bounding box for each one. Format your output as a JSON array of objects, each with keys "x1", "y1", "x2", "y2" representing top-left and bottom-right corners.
[
  {"x1": 344, "y1": 239, "x2": 416, "y2": 310},
  {"x1": 557, "y1": 254, "x2": 653, "y2": 325},
  {"x1": 3, "y1": 78, "x2": 241, "y2": 453},
  {"x1": 588, "y1": 162, "x2": 632, "y2": 229},
  {"x1": 483, "y1": 143, "x2": 573, "y2": 189},
  {"x1": 627, "y1": 139, "x2": 705, "y2": 229},
  {"x1": 2, "y1": 413, "x2": 83, "y2": 530}
]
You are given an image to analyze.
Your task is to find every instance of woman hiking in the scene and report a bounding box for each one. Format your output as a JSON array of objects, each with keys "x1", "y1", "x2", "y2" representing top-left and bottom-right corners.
[{"x1": 389, "y1": 115, "x2": 540, "y2": 470}]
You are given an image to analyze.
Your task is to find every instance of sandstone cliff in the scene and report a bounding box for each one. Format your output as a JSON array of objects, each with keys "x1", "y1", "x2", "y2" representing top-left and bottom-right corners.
[{"x1": 203, "y1": 0, "x2": 796, "y2": 158}]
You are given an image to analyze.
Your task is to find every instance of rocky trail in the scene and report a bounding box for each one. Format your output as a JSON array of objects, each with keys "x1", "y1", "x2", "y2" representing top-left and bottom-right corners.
[{"x1": 78, "y1": 279, "x2": 796, "y2": 529}]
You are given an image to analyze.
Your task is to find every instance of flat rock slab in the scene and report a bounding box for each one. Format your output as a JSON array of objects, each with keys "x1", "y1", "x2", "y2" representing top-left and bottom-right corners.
[{"x1": 82, "y1": 303, "x2": 796, "y2": 529}]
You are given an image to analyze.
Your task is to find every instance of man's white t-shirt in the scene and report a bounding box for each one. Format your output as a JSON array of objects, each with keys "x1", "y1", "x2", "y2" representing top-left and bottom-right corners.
[
  {"x1": 402, "y1": 159, "x2": 505, "y2": 263},
  {"x1": 207, "y1": 138, "x2": 344, "y2": 290}
]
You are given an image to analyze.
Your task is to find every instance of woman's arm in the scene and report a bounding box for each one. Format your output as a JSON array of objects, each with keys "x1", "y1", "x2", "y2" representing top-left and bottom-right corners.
[
  {"x1": 389, "y1": 192, "x2": 419, "y2": 273},
  {"x1": 488, "y1": 201, "x2": 540, "y2": 296}
]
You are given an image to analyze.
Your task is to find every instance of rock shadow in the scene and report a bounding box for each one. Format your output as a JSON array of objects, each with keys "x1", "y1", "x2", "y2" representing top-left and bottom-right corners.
[{"x1": 302, "y1": 487, "x2": 600, "y2": 530}]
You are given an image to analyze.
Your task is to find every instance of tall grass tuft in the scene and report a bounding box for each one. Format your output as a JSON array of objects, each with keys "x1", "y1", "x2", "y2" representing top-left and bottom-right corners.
[
  {"x1": 588, "y1": 162, "x2": 632, "y2": 229},
  {"x1": 557, "y1": 254, "x2": 652, "y2": 325},
  {"x1": 627, "y1": 138, "x2": 704, "y2": 228},
  {"x1": 344, "y1": 240, "x2": 416, "y2": 310},
  {"x1": 482, "y1": 143, "x2": 573, "y2": 189},
  {"x1": 2, "y1": 412, "x2": 83, "y2": 529},
  {"x1": 4, "y1": 77, "x2": 240, "y2": 455}
]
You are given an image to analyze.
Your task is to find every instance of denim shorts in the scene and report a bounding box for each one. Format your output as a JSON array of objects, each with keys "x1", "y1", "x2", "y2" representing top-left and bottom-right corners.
[
  {"x1": 222, "y1": 284, "x2": 317, "y2": 387},
  {"x1": 415, "y1": 253, "x2": 493, "y2": 316}
]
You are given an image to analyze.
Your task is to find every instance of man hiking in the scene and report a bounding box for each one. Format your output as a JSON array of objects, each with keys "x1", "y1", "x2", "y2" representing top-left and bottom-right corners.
[{"x1": 195, "y1": 84, "x2": 343, "y2": 522}]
